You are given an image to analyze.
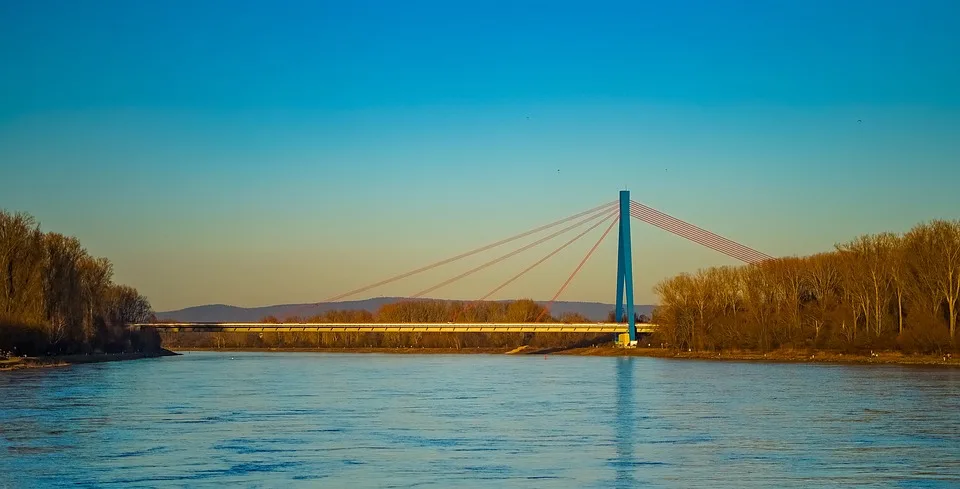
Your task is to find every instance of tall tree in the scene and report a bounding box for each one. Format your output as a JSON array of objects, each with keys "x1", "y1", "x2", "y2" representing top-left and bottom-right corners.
[
  {"x1": 904, "y1": 220, "x2": 960, "y2": 338},
  {"x1": 1, "y1": 209, "x2": 155, "y2": 355},
  {"x1": 43, "y1": 233, "x2": 86, "y2": 345},
  {"x1": 877, "y1": 233, "x2": 908, "y2": 335},
  {"x1": 0, "y1": 212, "x2": 46, "y2": 323}
]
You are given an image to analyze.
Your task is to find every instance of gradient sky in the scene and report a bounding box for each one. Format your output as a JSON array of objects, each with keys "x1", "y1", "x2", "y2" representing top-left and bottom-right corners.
[{"x1": 2, "y1": 0, "x2": 959, "y2": 312}]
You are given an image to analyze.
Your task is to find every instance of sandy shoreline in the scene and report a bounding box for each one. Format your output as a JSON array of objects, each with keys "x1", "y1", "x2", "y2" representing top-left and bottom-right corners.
[
  {"x1": 0, "y1": 349, "x2": 179, "y2": 372},
  {"x1": 166, "y1": 346, "x2": 960, "y2": 367}
]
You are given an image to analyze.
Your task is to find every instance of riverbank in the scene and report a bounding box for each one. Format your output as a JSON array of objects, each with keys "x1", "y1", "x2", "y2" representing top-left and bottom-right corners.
[
  {"x1": 548, "y1": 346, "x2": 960, "y2": 366},
  {"x1": 173, "y1": 346, "x2": 514, "y2": 355},
  {"x1": 0, "y1": 349, "x2": 179, "y2": 372},
  {"x1": 167, "y1": 346, "x2": 959, "y2": 366}
]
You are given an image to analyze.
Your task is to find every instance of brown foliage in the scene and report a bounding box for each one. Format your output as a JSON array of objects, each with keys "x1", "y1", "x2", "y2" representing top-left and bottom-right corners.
[
  {"x1": 652, "y1": 220, "x2": 960, "y2": 353},
  {"x1": 0, "y1": 210, "x2": 158, "y2": 356}
]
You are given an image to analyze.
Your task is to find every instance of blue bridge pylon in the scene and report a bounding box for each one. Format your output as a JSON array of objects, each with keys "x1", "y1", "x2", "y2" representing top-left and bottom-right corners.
[{"x1": 615, "y1": 190, "x2": 638, "y2": 346}]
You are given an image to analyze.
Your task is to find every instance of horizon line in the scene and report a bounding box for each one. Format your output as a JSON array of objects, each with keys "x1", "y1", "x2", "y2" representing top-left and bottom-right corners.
[{"x1": 159, "y1": 297, "x2": 660, "y2": 312}]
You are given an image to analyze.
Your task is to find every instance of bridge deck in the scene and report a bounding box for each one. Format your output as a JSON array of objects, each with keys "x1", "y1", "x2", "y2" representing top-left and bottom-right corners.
[{"x1": 137, "y1": 322, "x2": 656, "y2": 334}]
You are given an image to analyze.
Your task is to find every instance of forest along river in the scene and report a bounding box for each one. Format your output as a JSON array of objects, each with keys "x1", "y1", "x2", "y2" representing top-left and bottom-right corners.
[{"x1": 1, "y1": 352, "x2": 959, "y2": 488}]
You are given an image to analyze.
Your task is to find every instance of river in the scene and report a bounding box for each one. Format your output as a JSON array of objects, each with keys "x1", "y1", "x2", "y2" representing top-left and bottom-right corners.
[{"x1": 1, "y1": 352, "x2": 959, "y2": 488}]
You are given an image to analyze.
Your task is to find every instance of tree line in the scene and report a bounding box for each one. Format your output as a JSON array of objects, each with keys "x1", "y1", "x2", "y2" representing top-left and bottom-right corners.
[
  {"x1": 651, "y1": 219, "x2": 960, "y2": 354},
  {"x1": 159, "y1": 299, "x2": 615, "y2": 349},
  {"x1": 0, "y1": 210, "x2": 159, "y2": 356}
]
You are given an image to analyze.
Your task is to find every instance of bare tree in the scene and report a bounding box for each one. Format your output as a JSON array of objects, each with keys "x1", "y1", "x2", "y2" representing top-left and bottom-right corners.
[
  {"x1": 877, "y1": 233, "x2": 908, "y2": 335},
  {"x1": 0, "y1": 211, "x2": 46, "y2": 323},
  {"x1": 805, "y1": 253, "x2": 841, "y2": 340},
  {"x1": 904, "y1": 220, "x2": 960, "y2": 338}
]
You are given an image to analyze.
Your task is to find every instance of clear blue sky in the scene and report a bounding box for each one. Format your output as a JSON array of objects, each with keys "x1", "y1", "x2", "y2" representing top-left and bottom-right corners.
[{"x1": 2, "y1": 0, "x2": 958, "y2": 311}]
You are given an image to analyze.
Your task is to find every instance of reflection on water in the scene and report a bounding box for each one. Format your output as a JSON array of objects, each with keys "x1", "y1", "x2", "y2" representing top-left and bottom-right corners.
[
  {"x1": 614, "y1": 357, "x2": 636, "y2": 488},
  {"x1": 1, "y1": 352, "x2": 959, "y2": 488}
]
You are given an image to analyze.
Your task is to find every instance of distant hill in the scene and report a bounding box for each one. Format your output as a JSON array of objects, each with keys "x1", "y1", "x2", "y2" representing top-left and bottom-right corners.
[{"x1": 156, "y1": 298, "x2": 656, "y2": 323}]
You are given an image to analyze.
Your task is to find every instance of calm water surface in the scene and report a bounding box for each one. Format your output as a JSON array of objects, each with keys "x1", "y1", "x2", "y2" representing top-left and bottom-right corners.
[{"x1": 1, "y1": 352, "x2": 959, "y2": 488}]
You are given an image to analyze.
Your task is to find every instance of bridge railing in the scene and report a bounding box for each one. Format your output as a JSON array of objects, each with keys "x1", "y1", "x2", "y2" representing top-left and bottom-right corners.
[{"x1": 132, "y1": 322, "x2": 658, "y2": 334}]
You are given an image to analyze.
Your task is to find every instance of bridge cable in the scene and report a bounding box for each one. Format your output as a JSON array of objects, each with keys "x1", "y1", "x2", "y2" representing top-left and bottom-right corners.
[
  {"x1": 630, "y1": 200, "x2": 772, "y2": 259},
  {"x1": 535, "y1": 215, "x2": 620, "y2": 322},
  {"x1": 629, "y1": 204, "x2": 770, "y2": 263},
  {"x1": 630, "y1": 201, "x2": 772, "y2": 261},
  {"x1": 630, "y1": 210, "x2": 765, "y2": 263},
  {"x1": 629, "y1": 208, "x2": 769, "y2": 263},
  {"x1": 630, "y1": 207, "x2": 766, "y2": 263},
  {"x1": 454, "y1": 209, "x2": 619, "y2": 321},
  {"x1": 629, "y1": 202, "x2": 770, "y2": 261},
  {"x1": 411, "y1": 206, "x2": 617, "y2": 299},
  {"x1": 319, "y1": 200, "x2": 617, "y2": 303}
]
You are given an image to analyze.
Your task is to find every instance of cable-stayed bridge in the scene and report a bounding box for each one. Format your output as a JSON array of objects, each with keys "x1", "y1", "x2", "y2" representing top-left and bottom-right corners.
[{"x1": 137, "y1": 191, "x2": 770, "y2": 346}]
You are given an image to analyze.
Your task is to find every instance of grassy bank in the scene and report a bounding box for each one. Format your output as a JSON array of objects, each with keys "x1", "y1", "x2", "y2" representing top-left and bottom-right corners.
[
  {"x1": 167, "y1": 346, "x2": 959, "y2": 366},
  {"x1": 0, "y1": 349, "x2": 179, "y2": 372}
]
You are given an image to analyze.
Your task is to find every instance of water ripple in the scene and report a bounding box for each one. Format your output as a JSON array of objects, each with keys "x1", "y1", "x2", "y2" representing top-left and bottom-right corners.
[{"x1": 1, "y1": 352, "x2": 958, "y2": 488}]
